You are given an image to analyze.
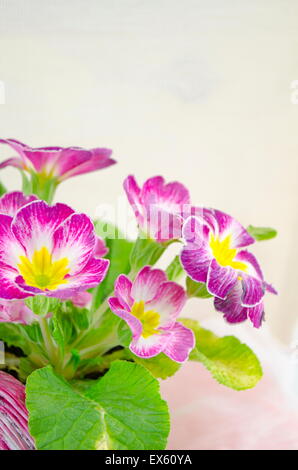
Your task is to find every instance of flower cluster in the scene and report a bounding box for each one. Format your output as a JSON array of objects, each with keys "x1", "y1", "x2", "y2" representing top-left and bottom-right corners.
[{"x1": 0, "y1": 137, "x2": 277, "y2": 451}]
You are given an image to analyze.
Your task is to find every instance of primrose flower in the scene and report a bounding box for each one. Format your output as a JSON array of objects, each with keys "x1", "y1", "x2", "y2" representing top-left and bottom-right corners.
[
  {"x1": 0, "y1": 138, "x2": 116, "y2": 183},
  {"x1": 0, "y1": 200, "x2": 109, "y2": 300},
  {"x1": 0, "y1": 371, "x2": 35, "y2": 450},
  {"x1": 124, "y1": 175, "x2": 190, "y2": 242},
  {"x1": 180, "y1": 209, "x2": 276, "y2": 327},
  {"x1": 108, "y1": 266, "x2": 194, "y2": 362}
]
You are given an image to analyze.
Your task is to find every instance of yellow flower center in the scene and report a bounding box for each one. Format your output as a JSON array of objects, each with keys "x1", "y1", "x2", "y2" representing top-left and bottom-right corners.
[
  {"x1": 18, "y1": 246, "x2": 70, "y2": 291},
  {"x1": 131, "y1": 300, "x2": 160, "y2": 338},
  {"x1": 209, "y1": 233, "x2": 248, "y2": 272}
]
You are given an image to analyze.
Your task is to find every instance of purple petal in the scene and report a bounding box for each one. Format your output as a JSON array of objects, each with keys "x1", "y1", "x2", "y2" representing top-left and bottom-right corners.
[
  {"x1": 248, "y1": 302, "x2": 265, "y2": 328},
  {"x1": 207, "y1": 259, "x2": 238, "y2": 299},
  {"x1": 264, "y1": 282, "x2": 278, "y2": 295},
  {"x1": 241, "y1": 273, "x2": 265, "y2": 307},
  {"x1": 131, "y1": 266, "x2": 167, "y2": 302},
  {"x1": 52, "y1": 213, "x2": 96, "y2": 275},
  {"x1": 180, "y1": 245, "x2": 211, "y2": 283},
  {"x1": 214, "y1": 282, "x2": 248, "y2": 324},
  {"x1": 162, "y1": 322, "x2": 195, "y2": 363},
  {"x1": 69, "y1": 291, "x2": 92, "y2": 308}
]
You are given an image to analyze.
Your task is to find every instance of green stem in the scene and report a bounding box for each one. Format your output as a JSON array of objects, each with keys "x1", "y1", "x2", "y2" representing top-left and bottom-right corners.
[{"x1": 39, "y1": 317, "x2": 58, "y2": 364}]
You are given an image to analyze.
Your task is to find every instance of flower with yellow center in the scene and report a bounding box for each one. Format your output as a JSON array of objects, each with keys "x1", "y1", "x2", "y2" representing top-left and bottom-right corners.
[
  {"x1": 18, "y1": 246, "x2": 70, "y2": 291},
  {"x1": 131, "y1": 300, "x2": 161, "y2": 338}
]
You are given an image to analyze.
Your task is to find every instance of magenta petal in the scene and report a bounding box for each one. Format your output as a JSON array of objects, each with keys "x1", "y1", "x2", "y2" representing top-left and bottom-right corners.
[
  {"x1": 123, "y1": 175, "x2": 143, "y2": 226},
  {"x1": 60, "y1": 148, "x2": 115, "y2": 181},
  {"x1": 241, "y1": 274, "x2": 265, "y2": 307},
  {"x1": 131, "y1": 266, "x2": 167, "y2": 302},
  {"x1": 146, "y1": 281, "x2": 186, "y2": 326},
  {"x1": 0, "y1": 263, "x2": 31, "y2": 300},
  {"x1": 0, "y1": 191, "x2": 37, "y2": 217},
  {"x1": 52, "y1": 212, "x2": 96, "y2": 275},
  {"x1": 12, "y1": 200, "x2": 74, "y2": 257},
  {"x1": 180, "y1": 245, "x2": 212, "y2": 283},
  {"x1": 162, "y1": 322, "x2": 195, "y2": 363},
  {"x1": 69, "y1": 291, "x2": 92, "y2": 308},
  {"x1": 114, "y1": 274, "x2": 133, "y2": 310},
  {"x1": 207, "y1": 259, "x2": 238, "y2": 299},
  {"x1": 0, "y1": 214, "x2": 25, "y2": 269},
  {"x1": 108, "y1": 297, "x2": 142, "y2": 338},
  {"x1": 0, "y1": 157, "x2": 24, "y2": 170}
]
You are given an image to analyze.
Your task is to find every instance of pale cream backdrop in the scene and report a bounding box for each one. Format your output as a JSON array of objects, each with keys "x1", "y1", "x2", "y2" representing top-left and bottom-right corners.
[{"x1": 0, "y1": 1, "x2": 297, "y2": 387}]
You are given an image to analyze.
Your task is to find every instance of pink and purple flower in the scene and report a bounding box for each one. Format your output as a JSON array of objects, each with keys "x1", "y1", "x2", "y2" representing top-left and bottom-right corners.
[
  {"x1": 0, "y1": 138, "x2": 116, "y2": 183},
  {"x1": 0, "y1": 371, "x2": 35, "y2": 450},
  {"x1": 180, "y1": 209, "x2": 276, "y2": 327},
  {"x1": 124, "y1": 175, "x2": 190, "y2": 242},
  {"x1": 0, "y1": 199, "x2": 109, "y2": 300},
  {"x1": 108, "y1": 266, "x2": 194, "y2": 362}
]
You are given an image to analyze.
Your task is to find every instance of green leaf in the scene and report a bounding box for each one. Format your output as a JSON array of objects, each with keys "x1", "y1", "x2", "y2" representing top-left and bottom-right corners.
[
  {"x1": 181, "y1": 319, "x2": 262, "y2": 390},
  {"x1": 94, "y1": 220, "x2": 125, "y2": 240},
  {"x1": 247, "y1": 225, "x2": 277, "y2": 241},
  {"x1": 166, "y1": 255, "x2": 184, "y2": 281},
  {"x1": 0, "y1": 322, "x2": 39, "y2": 355},
  {"x1": 25, "y1": 296, "x2": 60, "y2": 317},
  {"x1": 27, "y1": 362, "x2": 170, "y2": 450},
  {"x1": 85, "y1": 360, "x2": 170, "y2": 449},
  {"x1": 129, "y1": 237, "x2": 167, "y2": 275},
  {"x1": 131, "y1": 352, "x2": 181, "y2": 380},
  {"x1": 0, "y1": 180, "x2": 6, "y2": 196},
  {"x1": 92, "y1": 236, "x2": 133, "y2": 310},
  {"x1": 26, "y1": 366, "x2": 102, "y2": 450},
  {"x1": 186, "y1": 277, "x2": 212, "y2": 299}
]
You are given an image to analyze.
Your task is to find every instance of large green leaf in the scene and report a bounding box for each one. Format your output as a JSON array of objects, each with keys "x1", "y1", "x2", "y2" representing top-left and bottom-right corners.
[
  {"x1": 85, "y1": 361, "x2": 170, "y2": 449},
  {"x1": 181, "y1": 319, "x2": 262, "y2": 391},
  {"x1": 26, "y1": 361, "x2": 170, "y2": 450},
  {"x1": 26, "y1": 366, "x2": 102, "y2": 450},
  {"x1": 247, "y1": 225, "x2": 277, "y2": 241}
]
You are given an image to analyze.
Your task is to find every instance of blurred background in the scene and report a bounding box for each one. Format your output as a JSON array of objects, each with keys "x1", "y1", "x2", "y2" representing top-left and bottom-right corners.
[{"x1": 0, "y1": 0, "x2": 297, "y2": 449}]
